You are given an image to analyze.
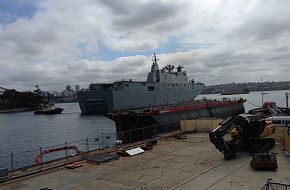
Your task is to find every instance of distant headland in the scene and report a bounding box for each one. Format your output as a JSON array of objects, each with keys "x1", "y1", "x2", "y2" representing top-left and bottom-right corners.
[{"x1": 201, "y1": 81, "x2": 290, "y2": 94}]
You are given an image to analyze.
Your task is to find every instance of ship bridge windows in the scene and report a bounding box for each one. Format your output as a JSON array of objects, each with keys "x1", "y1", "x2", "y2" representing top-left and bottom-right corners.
[
  {"x1": 273, "y1": 120, "x2": 281, "y2": 124},
  {"x1": 148, "y1": 86, "x2": 154, "y2": 91}
]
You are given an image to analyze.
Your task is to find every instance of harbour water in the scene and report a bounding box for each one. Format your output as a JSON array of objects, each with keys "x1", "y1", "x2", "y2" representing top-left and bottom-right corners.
[
  {"x1": 0, "y1": 90, "x2": 289, "y2": 169},
  {"x1": 199, "y1": 90, "x2": 289, "y2": 112},
  {"x1": 0, "y1": 103, "x2": 116, "y2": 168}
]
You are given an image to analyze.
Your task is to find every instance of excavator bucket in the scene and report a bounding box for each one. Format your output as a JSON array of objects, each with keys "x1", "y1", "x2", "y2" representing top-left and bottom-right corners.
[{"x1": 251, "y1": 153, "x2": 278, "y2": 170}]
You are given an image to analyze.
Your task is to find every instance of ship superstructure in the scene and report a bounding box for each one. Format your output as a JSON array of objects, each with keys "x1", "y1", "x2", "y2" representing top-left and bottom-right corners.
[{"x1": 77, "y1": 54, "x2": 205, "y2": 114}]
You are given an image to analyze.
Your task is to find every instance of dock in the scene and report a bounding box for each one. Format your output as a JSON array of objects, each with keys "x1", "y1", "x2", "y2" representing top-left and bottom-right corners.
[{"x1": 1, "y1": 132, "x2": 289, "y2": 190}]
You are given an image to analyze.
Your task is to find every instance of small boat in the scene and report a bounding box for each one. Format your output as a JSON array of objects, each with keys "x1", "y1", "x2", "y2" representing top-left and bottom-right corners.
[{"x1": 34, "y1": 107, "x2": 64, "y2": 115}]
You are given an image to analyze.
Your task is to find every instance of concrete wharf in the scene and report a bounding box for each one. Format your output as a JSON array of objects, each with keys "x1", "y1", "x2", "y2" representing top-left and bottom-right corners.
[{"x1": 0, "y1": 132, "x2": 289, "y2": 190}]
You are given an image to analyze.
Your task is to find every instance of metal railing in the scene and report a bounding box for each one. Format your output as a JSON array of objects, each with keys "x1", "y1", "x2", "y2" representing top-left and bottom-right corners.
[
  {"x1": 261, "y1": 178, "x2": 290, "y2": 190},
  {"x1": 0, "y1": 122, "x2": 180, "y2": 181}
]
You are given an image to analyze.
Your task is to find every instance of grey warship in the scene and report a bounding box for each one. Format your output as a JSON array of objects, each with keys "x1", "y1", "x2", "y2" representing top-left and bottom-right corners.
[
  {"x1": 77, "y1": 54, "x2": 245, "y2": 143},
  {"x1": 77, "y1": 54, "x2": 205, "y2": 114}
]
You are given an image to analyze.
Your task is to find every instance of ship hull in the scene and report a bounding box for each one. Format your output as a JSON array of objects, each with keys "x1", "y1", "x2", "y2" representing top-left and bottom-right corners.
[
  {"x1": 77, "y1": 83, "x2": 204, "y2": 114},
  {"x1": 107, "y1": 99, "x2": 246, "y2": 143}
]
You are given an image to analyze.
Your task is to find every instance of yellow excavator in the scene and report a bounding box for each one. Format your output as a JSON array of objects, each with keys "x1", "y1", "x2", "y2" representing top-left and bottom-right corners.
[{"x1": 209, "y1": 114, "x2": 276, "y2": 159}]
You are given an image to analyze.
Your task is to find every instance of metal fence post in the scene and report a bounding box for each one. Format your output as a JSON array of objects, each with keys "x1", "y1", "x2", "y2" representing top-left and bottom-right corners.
[
  {"x1": 114, "y1": 132, "x2": 117, "y2": 151},
  {"x1": 86, "y1": 138, "x2": 89, "y2": 160},
  {"x1": 105, "y1": 135, "x2": 107, "y2": 152},
  {"x1": 165, "y1": 124, "x2": 168, "y2": 138},
  {"x1": 129, "y1": 131, "x2": 132, "y2": 144},
  {"x1": 10, "y1": 152, "x2": 14, "y2": 172},
  {"x1": 94, "y1": 135, "x2": 100, "y2": 154},
  {"x1": 98, "y1": 135, "x2": 101, "y2": 153},
  {"x1": 97, "y1": 135, "x2": 100, "y2": 151},
  {"x1": 101, "y1": 133, "x2": 103, "y2": 148},
  {"x1": 65, "y1": 141, "x2": 68, "y2": 163},
  {"x1": 105, "y1": 134, "x2": 110, "y2": 152},
  {"x1": 40, "y1": 147, "x2": 43, "y2": 170},
  {"x1": 143, "y1": 127, "x2": 145, "y2": 141}
]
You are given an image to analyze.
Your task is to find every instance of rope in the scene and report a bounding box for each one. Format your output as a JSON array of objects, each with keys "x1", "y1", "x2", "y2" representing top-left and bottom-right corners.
[{"x1": 245, "y1": 101, "x2": 261, "y2": 108}]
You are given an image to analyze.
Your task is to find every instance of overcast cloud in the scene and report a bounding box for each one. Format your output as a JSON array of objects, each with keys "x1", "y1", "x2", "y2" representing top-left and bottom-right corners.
[{"x1": 0, "y1": 0, "x2": 289, "y2": 91}]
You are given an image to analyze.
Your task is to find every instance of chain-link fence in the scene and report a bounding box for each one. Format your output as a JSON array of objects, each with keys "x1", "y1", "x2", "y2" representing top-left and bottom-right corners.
[{"x1": 0, "y1": 122, "x2": 180, "y2": 176}]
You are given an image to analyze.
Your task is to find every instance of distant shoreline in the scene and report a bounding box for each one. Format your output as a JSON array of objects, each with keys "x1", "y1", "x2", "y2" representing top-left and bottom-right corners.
[
  {"x1": 0, "y1": 108, "x2": 34, "y2": 113},
  {"x1": 200, "y1": 89, "x2": 290, "y2": 95}
]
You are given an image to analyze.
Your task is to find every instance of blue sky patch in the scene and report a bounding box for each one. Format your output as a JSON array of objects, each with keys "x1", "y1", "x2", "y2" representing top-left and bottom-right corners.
[
  {"x1": 97, "y1": 37, "x2": 186, "y2": 61},
  {"x1": 0, "y1": 0, "x2": 39, "y2": 24},
  {"x1": 96, "y1": 36, "x2": 214, "y2": 61}
]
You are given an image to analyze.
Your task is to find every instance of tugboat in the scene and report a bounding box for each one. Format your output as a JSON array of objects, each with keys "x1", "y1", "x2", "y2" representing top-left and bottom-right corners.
[{"x1": 34, "y1": 102, "x2": 64, "y2": 115}]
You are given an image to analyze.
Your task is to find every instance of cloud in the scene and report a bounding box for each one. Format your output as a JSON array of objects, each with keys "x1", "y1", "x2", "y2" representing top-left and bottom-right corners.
[
  {"x1": 226, "y1": 0, "x2": 290, "y2": 42},
  {"x1": 0, "y1": 0, "x2": 289, "y2": 91}
]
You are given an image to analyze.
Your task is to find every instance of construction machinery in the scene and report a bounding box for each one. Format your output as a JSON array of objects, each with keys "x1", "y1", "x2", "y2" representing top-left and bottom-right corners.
[{"x1": 209, "y1": 114, "x2": 275, "y2": 160}]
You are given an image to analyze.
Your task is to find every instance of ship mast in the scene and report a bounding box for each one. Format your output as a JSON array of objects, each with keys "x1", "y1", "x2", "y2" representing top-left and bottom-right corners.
[
  {"x1": 152, "y1": 53, "x2": 159, "y2": 65},
  {"x1": 148, "y1": 53, "x2": 160, "y2": 82}
]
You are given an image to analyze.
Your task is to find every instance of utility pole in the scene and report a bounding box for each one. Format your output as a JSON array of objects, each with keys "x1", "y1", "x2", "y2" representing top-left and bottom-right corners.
[
  {"x1": 286, "y1": 93, "x2": 289, "y2": 108},
  {"x1": 261, "y1": 76, "x2": 264, "y2": 105}
]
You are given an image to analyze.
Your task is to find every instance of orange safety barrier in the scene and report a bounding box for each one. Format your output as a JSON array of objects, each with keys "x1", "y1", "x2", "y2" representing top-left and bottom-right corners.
[{"x1": 35, "y1": 146, "x2": 81, "y2": 164}]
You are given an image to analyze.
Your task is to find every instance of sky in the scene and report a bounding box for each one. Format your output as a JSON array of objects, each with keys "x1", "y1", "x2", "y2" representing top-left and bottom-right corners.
[{"x1": 0, "y1": 0, "x2": 289, "y2": 91}]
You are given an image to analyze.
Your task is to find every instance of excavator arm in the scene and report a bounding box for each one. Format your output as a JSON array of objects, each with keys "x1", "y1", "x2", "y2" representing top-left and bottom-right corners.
[
  {"x1": 209, "y1": 114, "x2": 275, "y2": 160},
  {"x1": 209, "y1": 116, "x2": 240, "y2": 160}
]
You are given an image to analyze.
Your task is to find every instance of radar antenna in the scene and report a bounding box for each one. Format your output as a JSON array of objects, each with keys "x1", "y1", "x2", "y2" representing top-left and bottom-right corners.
[
  {"x1": 165, "y1": 64, "x2": 174, "y2": 72},
  {"x1": 177, "y1": 65, "x2": 184, "y2": 72}
]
